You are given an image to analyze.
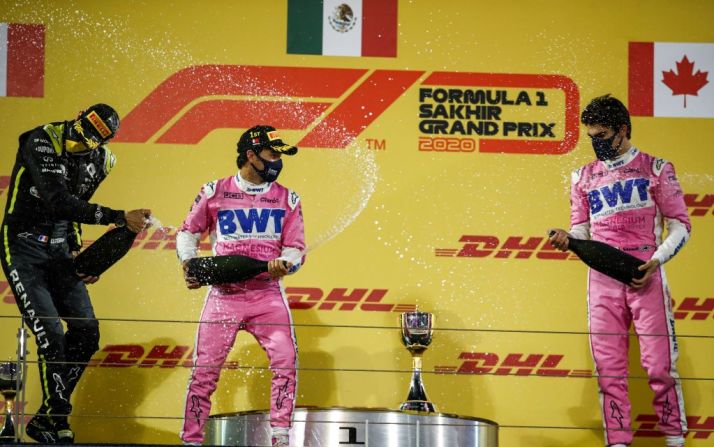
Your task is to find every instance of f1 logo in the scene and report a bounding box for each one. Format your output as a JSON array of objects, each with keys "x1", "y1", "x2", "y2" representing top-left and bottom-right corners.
[
  {"x1": 115, "y1": 64, "x2": 580, "y2": 154},
  {"x1": 115, "y1": 65, "x2": 423, "y2": 148},
  {"x1": 339, "y1": 426, "x2": 365, "y2": 445}
]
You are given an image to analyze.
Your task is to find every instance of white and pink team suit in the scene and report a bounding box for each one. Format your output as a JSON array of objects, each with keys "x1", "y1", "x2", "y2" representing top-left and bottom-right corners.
[
  {"x1": 176, "y1": 173, "x2": 305, "y2": 445},
  {"x1": 569, "y1": 147, "x2": 691, "y2": 446}
]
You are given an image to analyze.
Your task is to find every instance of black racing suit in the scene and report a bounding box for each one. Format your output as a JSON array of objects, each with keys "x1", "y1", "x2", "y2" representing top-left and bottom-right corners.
[{"x1": 0, "y1": 121, "x2": 124, "y2": 426}]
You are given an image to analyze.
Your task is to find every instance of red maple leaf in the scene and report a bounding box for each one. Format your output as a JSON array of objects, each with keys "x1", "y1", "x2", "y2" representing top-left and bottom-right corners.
[{"x1": 661, "y1": 55, "x2": 709, "y2": 108}]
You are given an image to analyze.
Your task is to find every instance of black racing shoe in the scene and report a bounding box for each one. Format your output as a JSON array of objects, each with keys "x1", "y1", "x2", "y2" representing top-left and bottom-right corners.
[
  {"x1": 56, "y1": 428, "x2": 75, "y2": 444},
  {"x1": 53, "y1": 418, "x2": 75, "y2": 444},
  {"x1": 25, "y1": 414, "x2": 58, "y2": 443}
]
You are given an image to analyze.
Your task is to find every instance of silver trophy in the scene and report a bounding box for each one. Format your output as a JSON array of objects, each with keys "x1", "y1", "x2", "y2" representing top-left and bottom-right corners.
[
  {"x1": 399, "y1": 311, "x2": 436, "y2": 412},
  {"x1": 0, "y1": 362, "x2": 23, "y2": 442}
]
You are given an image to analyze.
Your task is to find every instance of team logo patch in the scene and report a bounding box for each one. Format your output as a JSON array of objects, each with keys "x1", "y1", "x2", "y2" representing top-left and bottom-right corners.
[
  {"x1": 267, "y1": 130, "x2": 279, "y2": 141},
  {"x1": 86, "y1": 111, "x2": 112, "y2": 139},
  {"x1": 217, "y1": 208, "x2": 285, "y2": 241},
  {"x1": 588, "y1": 178, "x2": 652, "y2": 218}
]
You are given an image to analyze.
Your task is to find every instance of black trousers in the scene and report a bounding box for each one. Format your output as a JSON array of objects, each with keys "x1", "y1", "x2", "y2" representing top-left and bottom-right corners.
[{"x1": 0, "y1": 228, "x2": 99, "y2": 422}]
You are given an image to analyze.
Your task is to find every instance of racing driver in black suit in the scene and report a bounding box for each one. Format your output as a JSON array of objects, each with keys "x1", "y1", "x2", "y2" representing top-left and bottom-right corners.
[{"x1": 0, "y1": 104, "x2": 151, "y2": 443}]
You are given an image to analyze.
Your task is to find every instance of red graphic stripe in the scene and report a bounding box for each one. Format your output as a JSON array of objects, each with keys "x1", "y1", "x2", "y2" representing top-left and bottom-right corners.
[
  {"x1": 115, "y1": 65, "x2": 367, "y2": 143},
  {"x1": 422, "y1": 72, "x2": 580, "y2": 155},
  {"x1": 156, "y1": 100, "x2": 331, "y2": 144},
  {"x1": 628, "y1": 42, "x2": 654, "y2": 116},
  {"x1": 362, "y1": 0, "x2": 397, "y2": 57},
  {"x1": 299, "y1": 69, "x2": 423, "y2": 148},
  {"x1": 7, "y1": 24, "x2": 44, "y2": 97}
]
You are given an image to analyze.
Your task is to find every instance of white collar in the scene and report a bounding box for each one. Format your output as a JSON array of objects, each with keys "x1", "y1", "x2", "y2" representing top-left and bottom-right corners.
[
  {"x1": 235, "y1": 172, "x2": 272, "y2": 195},
  {"x1": 603, "y1": 146, "x2": 639, "y2": 170}
]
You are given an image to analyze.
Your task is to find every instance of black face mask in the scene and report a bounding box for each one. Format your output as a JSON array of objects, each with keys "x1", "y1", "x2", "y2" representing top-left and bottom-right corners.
[
  {"x1": 251, "y1": 153, "x2": 283, "y2": 182},
  {"x1": 590, "y1": 133, "x2": 621, "y2": 161}
]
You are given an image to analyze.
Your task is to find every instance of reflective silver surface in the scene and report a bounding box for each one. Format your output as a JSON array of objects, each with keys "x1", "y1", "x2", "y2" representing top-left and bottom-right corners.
[{"x1": 206, "y1": 407, "x2": 498, "y2": 446}]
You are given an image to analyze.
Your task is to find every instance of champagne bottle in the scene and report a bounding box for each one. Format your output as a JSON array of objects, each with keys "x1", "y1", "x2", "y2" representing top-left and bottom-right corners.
[
  {"x1": 550, "y1": 231, "x2": 646, "y2": 285},
  {"x1": 186, "y1": 255, "x2": 285, "y2": 286},
  {"x1": 74, "y1": 226, "x2": 139, "y2": 277}
]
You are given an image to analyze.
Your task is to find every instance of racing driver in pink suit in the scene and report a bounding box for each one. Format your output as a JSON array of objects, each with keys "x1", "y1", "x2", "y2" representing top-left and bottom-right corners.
[
  {"x1": 550, "y1": 95, "x2": 690, "y2": 447},
  {"x1": 176, "y1": 125, "x2": 305, "y2": 447}
]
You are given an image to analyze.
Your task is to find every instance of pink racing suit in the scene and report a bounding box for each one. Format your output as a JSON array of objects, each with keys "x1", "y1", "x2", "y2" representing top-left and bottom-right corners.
[
  {"x1": 176, "y1": 173, "x2": 305, "y2": 444},
  {"x1": 569, "y1": 147, "x2": 691, "y2": 446}
]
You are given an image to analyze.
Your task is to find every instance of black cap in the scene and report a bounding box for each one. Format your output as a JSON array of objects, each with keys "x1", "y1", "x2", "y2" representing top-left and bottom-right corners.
[
  {"x1": 72, "y1": 103, "x2": 120, "y2": 149},
  {"x1": 237, "y1": 125, "x2": 298, "y2": 156}
]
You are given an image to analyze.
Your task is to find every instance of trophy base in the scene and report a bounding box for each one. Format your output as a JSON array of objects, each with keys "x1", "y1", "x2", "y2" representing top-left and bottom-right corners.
[
  {"x1": 0, "y1": 412, "x2": 16, "y2": 440},
  {"x1": 400, "y1": 400, "x2": 436, "y2": 412}
]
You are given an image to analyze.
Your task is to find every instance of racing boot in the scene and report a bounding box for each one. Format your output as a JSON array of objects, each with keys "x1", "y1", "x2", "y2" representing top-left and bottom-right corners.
[
  {"x1": 25, "y1": 407, "x2": 57, "y2": 443},
  {"x1": 271, "y1": 426, "x2": 289, "y2": 447},
  {"x1": 53, "y1": 417, "x2": 75, "y2": 444}
]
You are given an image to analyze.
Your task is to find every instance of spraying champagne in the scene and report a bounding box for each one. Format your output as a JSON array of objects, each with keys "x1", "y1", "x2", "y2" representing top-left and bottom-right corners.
[
  {"x1": 548, "y1": 230, "x2": 645, "y2": 285},
  {"x1": 185, "y1": 255, "x2": 289, "y2": 286}
]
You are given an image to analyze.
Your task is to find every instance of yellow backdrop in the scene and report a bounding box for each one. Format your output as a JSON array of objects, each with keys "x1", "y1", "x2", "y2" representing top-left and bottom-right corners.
[{"x1": 1, "y1": 1, "x2": 712, "y2": 446}]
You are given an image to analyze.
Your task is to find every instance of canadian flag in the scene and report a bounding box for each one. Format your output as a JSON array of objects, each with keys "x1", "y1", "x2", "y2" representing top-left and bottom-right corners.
[
  {"x1": 629, "y1": 42, "x2": 713, "y2": 118},
  {"x1": 0, "y1": 23, "x2": 45, "y2": 97}
]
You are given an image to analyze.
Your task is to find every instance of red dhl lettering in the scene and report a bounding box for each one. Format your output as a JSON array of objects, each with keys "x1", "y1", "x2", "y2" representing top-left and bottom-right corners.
[
  {"x1": 634, "y1": 414, "x2": 713, "y2": 439},
  {"x1": 285, "y1": 287, "x2": 415, "y2": 312},
  {"x1": 0, "y1": 176, "x2": 10, "y2": 195},
  {"x1": 435, "y1": 351, "x2": 591, "y2": 378},
  {"x1": 436, "y1": 235, "x2": 579, "y2": 260},
  {"x1": 672, "y1": 297, "x2": 714, "y2": 320},
  {"x1": 684, "y1": 193, "x2": 714, "y2": 216},
  {"x1": 88, "y1": 344, "x2": 220, "y2": 369}
]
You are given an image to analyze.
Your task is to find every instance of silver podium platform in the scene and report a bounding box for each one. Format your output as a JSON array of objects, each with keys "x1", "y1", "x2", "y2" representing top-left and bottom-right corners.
[{"x1": 206, "y1": 407, "x2": 498, "y2": 446}]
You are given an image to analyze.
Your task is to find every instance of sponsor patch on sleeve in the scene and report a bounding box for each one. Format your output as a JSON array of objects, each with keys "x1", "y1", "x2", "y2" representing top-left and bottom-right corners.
[
  {"x1": 288, "y1": 190, "x2": 300, "y2": 210},
  {"x1": 103, "y1": 148, "x2": 116, "y2": 175},
  {"x1": 202, "y1": 180, "x2": 217, "y2": 199},
  {"x1": 652, "y1": 158, "x2": 669, "y2": 177}
]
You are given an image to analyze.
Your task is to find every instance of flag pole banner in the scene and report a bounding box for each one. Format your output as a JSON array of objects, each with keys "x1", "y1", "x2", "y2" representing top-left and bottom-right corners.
[{"x1": 0, "y1": 1, "x2": 713, "y2": 446}]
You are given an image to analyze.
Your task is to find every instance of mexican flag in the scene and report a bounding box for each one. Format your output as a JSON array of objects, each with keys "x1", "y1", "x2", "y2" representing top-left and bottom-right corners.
[
  {"x1": 0, "y1": 23, "x2": 45, "y2": 97},
  {"x1": 629, "y1": 41, "x2": 713, "y2": 118},
  {"x1": 287, "y1": 0, "x2": 397, "y2": 57}
]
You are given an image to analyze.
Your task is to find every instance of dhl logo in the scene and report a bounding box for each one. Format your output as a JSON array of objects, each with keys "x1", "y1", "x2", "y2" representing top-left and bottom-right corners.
[
  {"x1": 685, "y1": 193, "x2": 714, "y2": 216},
  {"x1": 285, "y1": 287, "x2": 415, "y2": 312},
  {"x1": 435, "y1": 351, "x2": 592, "y2": 378},
  {"x1": 81, "y1": 227, "x2": 212, "y2": 251},
  {"x1": 114, "y1": 65, "x2": 580, "y2": 154},
  {"x1": 672, "y1": 297, "x2": 714, "y2": 320},
  {"x1": 88, "y1": 344, "x2": 200, "y2": 368},
  {"x1": 0, "y1": 176, "x2": 9, "y2": 196},
  {"x1": 435, "y1": 235, "x2": 579, "y2": 260},
  {"x1": 634, "y1": 414, "x2": 713, "y2": 439}
]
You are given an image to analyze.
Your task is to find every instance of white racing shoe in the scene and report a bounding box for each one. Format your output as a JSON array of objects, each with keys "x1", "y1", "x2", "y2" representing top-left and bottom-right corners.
[{"x1": 271, "y1": 427, "x2": 290, "y2": 447}]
